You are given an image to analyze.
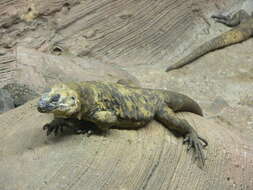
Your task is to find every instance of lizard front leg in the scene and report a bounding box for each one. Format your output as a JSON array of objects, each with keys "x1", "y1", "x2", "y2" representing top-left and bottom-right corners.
[
  {"x1": 43, "y1": 118, "x2": 96, "y2": 136},
  {"x1": 155, "y1": 107, "x2": 208, "y2": 168},
  {"x1": 212, "y1": 10, "x2": 250, "y2": 27},
  {"x1": 89, "y1": 111, "x2": 118, "y2": 132}
]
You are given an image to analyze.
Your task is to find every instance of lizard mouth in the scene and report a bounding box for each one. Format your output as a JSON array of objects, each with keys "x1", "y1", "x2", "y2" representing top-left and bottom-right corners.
[
  {"x1": 37, "y1": 98, "x2": 58, "y2": 113},
  {"x1": 37, "y1": 104, "x2": 58, "y2": 113},
  {"x1": 37, "y1": 106, "x2": 55, "y2": 113}
]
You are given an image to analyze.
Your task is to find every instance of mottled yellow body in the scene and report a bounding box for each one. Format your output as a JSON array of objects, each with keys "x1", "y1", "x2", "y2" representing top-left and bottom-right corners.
[
  {"x1": 38, "y1": 81, "x2": 207, "y2": 167},
  {"x1": 44, "y1": 81, "x2": 203, "y2": 130}
]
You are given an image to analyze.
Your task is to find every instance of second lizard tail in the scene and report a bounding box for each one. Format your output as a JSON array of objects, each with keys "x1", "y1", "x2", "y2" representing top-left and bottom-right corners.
[{"x1": 166, "y1": 28, "x2": 252, "y2": 72}]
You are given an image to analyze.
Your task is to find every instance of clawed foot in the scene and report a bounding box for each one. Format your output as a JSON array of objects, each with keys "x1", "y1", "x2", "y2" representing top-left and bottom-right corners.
[
  {"x1": 43, "y1": 123, "x2": 96, "y2": 136},
  {"x1": 211, "y1": 14, "x2": 230, "y2": 24},
  {"x1": 183, "y1": 132, "x2": 208, "y2": 168},
  {"x1": 42, "y1": 119, "x2": 68, "y2": 136},
  {"x1": 42, "y1": 123, "x2": 64, "y2": 136},
  {"x1": 211, "y1": 13, "x2": 241, "y2": 27},
  {"x1": 211, "y1": 14, "x2": 228, "y2": 20},
  {"x1": 42, "y1": 119, "x2": 98, "y2": 137}
]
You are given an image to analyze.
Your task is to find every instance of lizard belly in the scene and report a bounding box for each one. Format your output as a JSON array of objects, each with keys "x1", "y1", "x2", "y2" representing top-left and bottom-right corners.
[{"x1": 113, "y1": 119, "x2": 150, "y2": 129}]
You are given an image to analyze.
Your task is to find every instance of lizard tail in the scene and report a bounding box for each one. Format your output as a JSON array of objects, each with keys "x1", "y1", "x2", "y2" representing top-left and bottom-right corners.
[
  {"x1": 164, "y1": 91, "x2": 203, "y2": 116},
  {"x1": 166, "y1": 28, "x2": 251, "y2": 72}
]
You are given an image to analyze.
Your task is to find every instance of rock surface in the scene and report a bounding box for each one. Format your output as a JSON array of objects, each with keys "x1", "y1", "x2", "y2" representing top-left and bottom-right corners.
[
  {"x1": 0, "y1": 88, "x2": 14, "y2": 113},
  {"x1": 0, "y1": 99, "x2": 252, "y2": 190},
  {"x1": 0, "y1": 0, "x2": 252, "y2": 189},
  {"x1": 2, "y1": 83, "x2": 39, "y2": 107},
  {"x1": 0, "y1": 47, "x2": 139, "y2": 92}
]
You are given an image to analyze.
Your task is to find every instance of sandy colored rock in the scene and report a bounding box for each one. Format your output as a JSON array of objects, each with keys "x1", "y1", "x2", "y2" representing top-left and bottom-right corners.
[
  {"x1": 0, "y1": 99, "x2": 252, "y2": 190},
  {"x1": 0, "y1": 89, "x2": 14, "y2": 113},
  {"x1": 0, "y1": 0, "x2": 253, "y2": 189},
  {"x1": 0, "y1": 47, "x2": 139, "y2": 92}
]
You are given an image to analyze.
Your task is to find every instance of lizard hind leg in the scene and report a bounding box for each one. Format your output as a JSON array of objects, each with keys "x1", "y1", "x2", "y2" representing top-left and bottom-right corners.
[
  {"x1": 211, "y1": 10, "x2": 250, "y2": 27},
  {"x1": 155, "y1": 107, "x2": 208, "y2": 168}
]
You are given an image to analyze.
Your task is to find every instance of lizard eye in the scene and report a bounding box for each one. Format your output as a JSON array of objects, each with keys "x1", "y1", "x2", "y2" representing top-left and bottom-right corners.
[
  {"x1": 51, "y1": 94, "x2": 60, "y2": 102},
  {"x1": 70, "y1": 96, "x2": 75, "y2": 101}
]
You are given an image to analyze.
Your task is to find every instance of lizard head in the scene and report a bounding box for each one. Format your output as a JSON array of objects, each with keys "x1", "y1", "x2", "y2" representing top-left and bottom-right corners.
[{"x1": 37, "y1": 83, "x2": 81, "y2": 118}]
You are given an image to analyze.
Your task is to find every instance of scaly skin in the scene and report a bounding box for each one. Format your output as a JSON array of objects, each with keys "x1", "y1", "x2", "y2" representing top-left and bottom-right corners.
[
  {"x1": 37, "y1": 80, "x2": 208, "y2": 168},
  {"x1": 166, "y1": 10, "x2": 253, "y2": 71}
]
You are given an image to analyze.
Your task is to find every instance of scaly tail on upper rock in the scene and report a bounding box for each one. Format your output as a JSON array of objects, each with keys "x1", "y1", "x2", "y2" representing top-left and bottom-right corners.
[{"x1": 166, "y1": 10, "x2": 253, "y2": 72}]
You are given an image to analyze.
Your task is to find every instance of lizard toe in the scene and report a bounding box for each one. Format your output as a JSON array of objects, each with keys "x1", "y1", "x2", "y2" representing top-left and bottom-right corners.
[{"x1": 184, "y1": 132, "x2": 206, "y2": 168}]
